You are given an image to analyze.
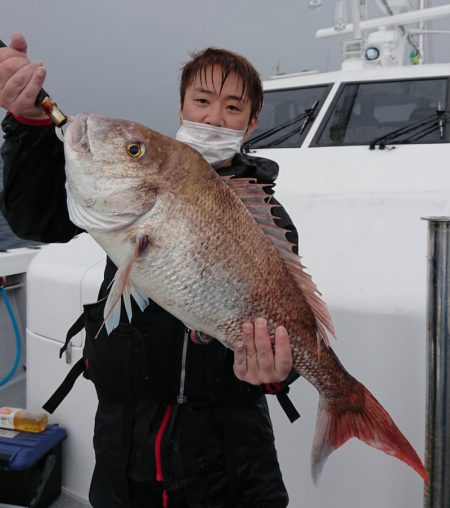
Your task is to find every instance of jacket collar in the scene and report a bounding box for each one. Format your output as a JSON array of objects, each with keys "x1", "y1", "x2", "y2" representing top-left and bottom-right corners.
[{"x1": 215, "y1": 152, "x2": 279, "y2": 187}]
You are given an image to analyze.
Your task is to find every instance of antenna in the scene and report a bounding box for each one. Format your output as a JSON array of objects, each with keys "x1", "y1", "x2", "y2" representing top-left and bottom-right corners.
[{"x1": 316, "y1": 3, "x2": 450, "y2": 69}]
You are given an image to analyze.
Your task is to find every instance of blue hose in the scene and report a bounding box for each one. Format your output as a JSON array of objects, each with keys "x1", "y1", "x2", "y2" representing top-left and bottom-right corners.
[{"x1": 0, "y1": 285, "x2": 22, "y2": 386}]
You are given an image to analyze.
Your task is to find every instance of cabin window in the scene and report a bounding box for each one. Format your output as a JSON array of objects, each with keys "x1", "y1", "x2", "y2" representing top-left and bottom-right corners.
[
  {"x1": 313, "y1": 77, "x2": 449, "y2": 146},
  {"x1": 243, "y1": 84, "x2": 331, "y2": 150}
]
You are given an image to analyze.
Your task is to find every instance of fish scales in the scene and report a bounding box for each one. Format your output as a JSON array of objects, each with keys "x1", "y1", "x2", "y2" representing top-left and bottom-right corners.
[
  {"x1": 64, "y1": 113, "x2": 428, "y2": 485},
  {"x1": 102, "y1": 165, "x2": 315, "y2": 346}
]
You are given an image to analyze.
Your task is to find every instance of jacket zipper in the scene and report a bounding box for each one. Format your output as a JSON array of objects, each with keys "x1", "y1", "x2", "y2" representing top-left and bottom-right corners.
[{"x1": 177, "y1": 328, "x2": 189, "y2": 404}]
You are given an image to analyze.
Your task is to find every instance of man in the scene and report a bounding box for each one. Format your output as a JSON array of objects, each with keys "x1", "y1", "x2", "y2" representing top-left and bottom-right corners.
[{"x1": 0, "y1": 33, "x2": 298, "y2": 507}]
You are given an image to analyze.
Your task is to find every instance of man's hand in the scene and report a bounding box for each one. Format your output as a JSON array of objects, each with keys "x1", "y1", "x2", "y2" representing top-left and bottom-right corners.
[
  {"x1": 0, "y1": 33, "x2": 48, "y2": 119},
  {"x1": 233, "y1": 317, "x2": 293, "y2": 385}
]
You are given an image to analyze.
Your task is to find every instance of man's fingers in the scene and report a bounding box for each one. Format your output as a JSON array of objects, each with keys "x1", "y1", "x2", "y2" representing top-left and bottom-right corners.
[
  {"x1": 233, "y1": 341, "x2": 248, "y2": 380},
  {"x1": 0, "y1": 56, "x2": 28, "y2": 85},
  {"x1": 17, "y1": 64, "x2": 46, "y2": 101},
  {"x1": 241, "y1": 320, "x2": 256, "y2": 353},
  {"x1": 0, "y1": 63, "x2": 45, "y2": 113},
  {"x1": 274, "y1": 325, "x2": 292, "y2": 377},
  {"x1": 234, "y1": 319, "x2": 293, "y2": 385},
  {"x1": 242, "y1": 320, "x2": 259, "y2": 371},
  {"x1": 234, "y1": 321, "x2": 259, "y2": 383},
  {"x1": 253, "y1": 318, "x2": 276, "y2": 379},
  {"x1": 254, "y1": 317, "x2": 271, "y2": 349},
  {"x1": 10, "y1": 33, "x2": 28, "y2": 54}
]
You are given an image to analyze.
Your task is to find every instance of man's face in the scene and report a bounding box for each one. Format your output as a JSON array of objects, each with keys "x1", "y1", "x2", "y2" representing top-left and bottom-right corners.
[{"x1": 181, "y1": 65, "x2": 258, "y2": 139}]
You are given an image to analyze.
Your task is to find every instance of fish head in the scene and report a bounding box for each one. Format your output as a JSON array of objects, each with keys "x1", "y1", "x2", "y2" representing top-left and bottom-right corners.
[{"x1": 64, "y1": 113, "x2": 206, "y2": 229}]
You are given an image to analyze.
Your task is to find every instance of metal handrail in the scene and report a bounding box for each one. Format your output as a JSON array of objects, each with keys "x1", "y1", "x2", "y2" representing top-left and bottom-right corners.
[{"x1": 423, "y1": 217, "x2": 450, "y2": 508}]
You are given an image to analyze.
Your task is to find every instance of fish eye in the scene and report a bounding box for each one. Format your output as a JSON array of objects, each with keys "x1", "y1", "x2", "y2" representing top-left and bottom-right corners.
[{"x1": 126, "y1": 142, "x2": 144, "y2": 158}]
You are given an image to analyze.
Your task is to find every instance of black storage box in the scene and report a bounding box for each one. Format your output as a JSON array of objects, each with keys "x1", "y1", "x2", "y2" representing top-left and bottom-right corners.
[{"x1": 0, "y1": 424, "x2": 67, "y2": 508}]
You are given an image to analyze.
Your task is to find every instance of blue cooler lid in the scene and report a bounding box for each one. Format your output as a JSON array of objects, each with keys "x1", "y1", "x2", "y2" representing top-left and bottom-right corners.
[{"x1": 0, "y1": 424, "x2": 67, "y2": 471}]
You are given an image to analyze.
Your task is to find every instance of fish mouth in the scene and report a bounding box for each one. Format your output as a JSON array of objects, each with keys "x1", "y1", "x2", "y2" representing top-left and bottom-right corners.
[{"x1": 66, "y1": 113, "x2": 91, "y2": 153}]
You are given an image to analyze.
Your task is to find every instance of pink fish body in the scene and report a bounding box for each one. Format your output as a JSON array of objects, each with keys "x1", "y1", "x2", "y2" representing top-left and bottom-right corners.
[{"x1": 64, "y1": 113, "x2": 428, "y2": 484}]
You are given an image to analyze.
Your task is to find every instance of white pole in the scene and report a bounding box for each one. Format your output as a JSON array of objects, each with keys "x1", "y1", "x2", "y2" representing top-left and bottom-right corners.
[
  {"x1": 419, "y1": 0, "x2": 425, "y2": 64},
  {"x1": 350, "y1": 0, "x2": 362, "y2": 39},
  {"x1": 317, "y1": 4, "x2": 450, "y2": 38},
  {"x1": 334, "y1": 0, "x2": 347, "y2": 31}
]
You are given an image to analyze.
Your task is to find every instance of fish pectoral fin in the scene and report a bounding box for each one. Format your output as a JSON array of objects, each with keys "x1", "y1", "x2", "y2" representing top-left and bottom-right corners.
[
  {"x1": 103, "y1": 269, "x2": 128, "y2": 334},
  {"x1": 104, "y1": 294, "x2": 122, "y2": 334},
  {"x1": 129, "y1": 284, "x2": 149, "y2": 313},
  {"x1": 103, "y1": 235, "x2": 150, "y2": 334}
]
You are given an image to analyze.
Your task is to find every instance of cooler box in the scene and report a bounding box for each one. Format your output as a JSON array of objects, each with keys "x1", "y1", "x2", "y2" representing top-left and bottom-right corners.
[{"x1": 0, "y1": 424, "x2": 67, "y2": 507}]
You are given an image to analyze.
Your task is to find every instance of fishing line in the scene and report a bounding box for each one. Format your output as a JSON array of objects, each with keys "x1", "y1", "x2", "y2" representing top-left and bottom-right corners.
[
  {"x1": 0, "y1": 285, "x2": 23, "y2": 386},
  {"x1": 55, "y1": 114, "x2": 74, "y2": 142},
  {"x1": 55, "y1": 126, "x2": 65, "y2": 142}
]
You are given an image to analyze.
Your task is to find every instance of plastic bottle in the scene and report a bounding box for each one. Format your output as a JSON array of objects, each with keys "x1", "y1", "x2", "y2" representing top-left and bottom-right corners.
[{"x1": 0, "y1": 407, "x2": 48, "y2": 433}]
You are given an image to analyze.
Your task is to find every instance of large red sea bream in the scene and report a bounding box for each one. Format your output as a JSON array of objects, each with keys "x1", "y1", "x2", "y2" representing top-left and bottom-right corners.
[{"x1": 63, "y1": 113, "x2": 428, "y2": 484}]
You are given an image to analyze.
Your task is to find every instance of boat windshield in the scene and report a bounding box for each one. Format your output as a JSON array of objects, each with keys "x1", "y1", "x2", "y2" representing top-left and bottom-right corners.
[
  {"x1": 313, "y1": 77, "x2": 449, "y2": 146},
  {"x1": 244, "y1": 84, "x2": 331, "y2": 149}
]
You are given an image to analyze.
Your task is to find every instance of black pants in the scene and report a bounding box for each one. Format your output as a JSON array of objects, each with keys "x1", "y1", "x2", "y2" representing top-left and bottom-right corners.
[
  {"x1": 92, "y1": 465, "x2": 289, "y2": 508},
  {"x1": 128, "y1": 476, "x2": 289, "y2": 508},
  {"x1": 89, "y1": 388, "x2": 289, "y2": 508}
]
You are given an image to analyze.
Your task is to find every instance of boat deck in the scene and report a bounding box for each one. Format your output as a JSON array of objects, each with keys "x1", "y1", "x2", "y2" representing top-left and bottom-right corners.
[{"x1": 2, "y1": 497, "x2": 86, "y2": 507}]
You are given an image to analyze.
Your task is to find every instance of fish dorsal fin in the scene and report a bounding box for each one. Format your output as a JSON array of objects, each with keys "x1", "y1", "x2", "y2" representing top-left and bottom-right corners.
[{"x1": 222, "y1": 176, "x2": 335, "y2": 346}]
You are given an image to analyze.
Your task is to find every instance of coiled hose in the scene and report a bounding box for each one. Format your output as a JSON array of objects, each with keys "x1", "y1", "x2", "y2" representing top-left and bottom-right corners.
[{"x1": 0, "y1": 285, "x2": 22, "y2": 386}]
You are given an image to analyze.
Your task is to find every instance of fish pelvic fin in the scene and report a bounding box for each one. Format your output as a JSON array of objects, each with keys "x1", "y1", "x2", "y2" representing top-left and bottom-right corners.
[
  {"x1": 103, "y1": 235, "x2": 150, "y2": 334},
  {"x1": 222, "y1": 175, "x2": 335, "y2": 348},
  {"x1": 311, "y1": 383, "x2": 428, "y2": 485}
]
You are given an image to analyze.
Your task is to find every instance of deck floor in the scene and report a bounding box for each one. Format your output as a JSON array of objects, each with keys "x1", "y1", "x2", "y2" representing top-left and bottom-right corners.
[{"x1": 2, "y1": 496, "x2": 88, "y2": 507}]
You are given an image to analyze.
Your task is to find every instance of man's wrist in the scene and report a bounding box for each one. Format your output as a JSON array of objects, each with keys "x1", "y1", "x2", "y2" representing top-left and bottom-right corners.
[
  {"x1": 263, "y1": 382, "x2": 283, "y2": 394},
  {"x1": 9, "y1": 112, "x2": 52, "y2": 126}
]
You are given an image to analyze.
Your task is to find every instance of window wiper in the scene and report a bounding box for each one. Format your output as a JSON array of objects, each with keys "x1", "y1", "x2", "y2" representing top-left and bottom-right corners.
[
  {"x1": 369, "y1": 110, "x2": 448, "y2": 150},
  {"x1": 243, "y1": 111, "x2": 309, "y2": 153},
  {"x1": 400, "y1": 119, "x2": 449, "y2": 144},
  {"x1": 243, "y1": 100, "x2": 319, "y2": 153}
]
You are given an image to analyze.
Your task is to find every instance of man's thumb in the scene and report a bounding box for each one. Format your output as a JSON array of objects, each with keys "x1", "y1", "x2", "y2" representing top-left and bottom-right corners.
[{"x1": 9, "y1": 32, "x2": 28, "y2": 53}]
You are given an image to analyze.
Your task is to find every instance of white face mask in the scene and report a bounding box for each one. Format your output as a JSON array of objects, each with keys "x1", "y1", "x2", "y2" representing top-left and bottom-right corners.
[{"x1": 175, "y1": 120, "x2": 246, "y2": 167}]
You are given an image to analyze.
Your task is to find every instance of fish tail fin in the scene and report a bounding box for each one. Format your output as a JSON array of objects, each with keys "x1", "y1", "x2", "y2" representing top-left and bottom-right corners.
[{"x1": 311, "y1": 383, "x2": 428, "y2": 484}]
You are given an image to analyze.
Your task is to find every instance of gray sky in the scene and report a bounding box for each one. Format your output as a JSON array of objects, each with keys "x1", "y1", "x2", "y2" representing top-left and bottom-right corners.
[{"x1": 1, "y1": 0, "x2": 450, "y2": 135}]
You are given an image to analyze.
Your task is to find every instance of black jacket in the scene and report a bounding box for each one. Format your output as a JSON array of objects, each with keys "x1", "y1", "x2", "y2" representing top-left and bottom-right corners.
[
  {"x1": 0, "y1": 113, "x2": 299, "y2": 403},
  {"x1": 1, "y1": 114, "x2": 298, "y2": 507}
]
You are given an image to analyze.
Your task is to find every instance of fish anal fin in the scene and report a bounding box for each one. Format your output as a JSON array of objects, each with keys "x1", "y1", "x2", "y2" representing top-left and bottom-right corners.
[{"x1": 311, "y1": 384, "x2": 429, "y2": 485}]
